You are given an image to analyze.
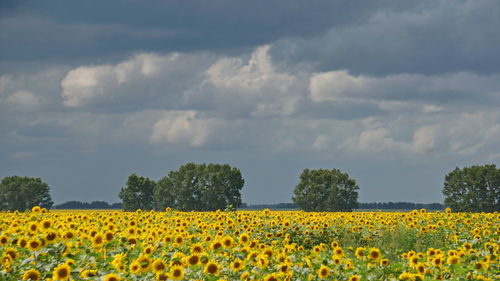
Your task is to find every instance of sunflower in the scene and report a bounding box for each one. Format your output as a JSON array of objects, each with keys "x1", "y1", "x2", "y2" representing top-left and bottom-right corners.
[
  {"x1": 103, "y1": 273, "x2": 121, "y2": 281},
  {"x1": 257, "y1": 254, "x2": 269, "y2": 269},
  {"x1": 0, "y1": 234, "x2": 9, "y2": 245},
  {"x1": 169, "y1": 266, "x2": 184, "y2": 281},
  {"x1": 127, "y1": 237, "x2": 138, "y2": 245},
  {"x1": 447, "y1": 256, "x2": 459, "y2": 265},
  {"x1": 152, "y1": 259, "x2": 167, "y2": 272},
  {"x1": 204, "y1": 261, "x2": 221, "y2": 275},
  {"x1": 317, "y1": 265, "x2": 330, "y2": 279},
  {"x1": 45, "y1": 231, "x2": 58, "y2": 244},
  {"x1": 413, "y1": 273, "x2": 424, "y2": 281},
  {"x1": 210, "y1": 241, "x2": 223, "y2": 251},
  {"x1": 92, "y1": 234, "x2": 104, "y2": 247},
  {"x1": 333, "y1": 247, "x2": 344, "y2": 257},
  {"x1": 129, "y1": 261, "x2": 141, "y2": 274},
  {"x1": 4, "y1": 247, "x2": 17, "y2": 259},
  {"x1": 231, "y1": 259, "x2": 244, "y2": 272},
  {"x1": 80, "y1": 269, "x2": 98, "y2": 278},
  {"x1": 136, "y1": 254, "x2": 151, "y2": 272},
  {"x1": 263, "y1": 273, "x2": 280, "y2": 281},
  {"x1": 380, "y1": 259, "x2": 389, "y2": 266},
  {"x1": 18, "y1": 238, "x2": 28, "y2": 248},
  {"x1": 186, "y1": 254, "x2": 200, "y2": 266},
  {"x1": 156, "y1": 272, "x2": 169, "y2": 281},
  {"x1": 416, "y1": 263, "x2": 426, "y2": 274},
  {"x1": 355, "y1": 247, "x2": 366, "y2": 259},
  {"x1": 222, "y1": 236, "x2": 234, "y2": 248},
  {"x1": 27, "y1": 239, "x2": 42, "y2": 251},
  {"x1": 238, "y1": 233, "x2": 250, "y2": 245},
  {"x1": 190, "y1": 243, "x2": 204, "y2": 253},
  {"x1": 368, "y1": 248, "x2": 381, "y2": 260},
  {"x1": 22, "y1": 269, "x2": 41, "y2": 281},
  {"x1": 52, "y1": 263, "x2": 71, "y2": 281},
  {"x1": 348, "y1": 275, "x2": 361, "y2": 281},
  {"x1": 104, "y1": 231, "x2": 114, "y2": 242}
]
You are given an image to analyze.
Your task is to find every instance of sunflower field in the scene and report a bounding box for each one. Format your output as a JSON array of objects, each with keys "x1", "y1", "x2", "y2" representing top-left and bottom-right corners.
[{"x1": 0, "y1": 207, "x2": 498, "y2": 281}]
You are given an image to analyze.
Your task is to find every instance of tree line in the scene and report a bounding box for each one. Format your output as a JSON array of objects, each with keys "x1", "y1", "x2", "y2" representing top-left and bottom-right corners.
[
  {"x1": 119, "y1": 163, "x2": 245, "y2": 211},
  {"x1": 53, "y1": 201, "x2": 123, "y2": 209},
  {"x1": 1, "y1": 163, "x2": 499, "y2": 212},
  {"x1": 240, "y1": 202, "x2": 444, "y2": 210}
]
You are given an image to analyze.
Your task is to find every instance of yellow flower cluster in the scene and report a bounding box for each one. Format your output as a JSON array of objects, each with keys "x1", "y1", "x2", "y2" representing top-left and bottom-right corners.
[{"x1": 0, "y1": 207, "x2": 498, "y2": 280}]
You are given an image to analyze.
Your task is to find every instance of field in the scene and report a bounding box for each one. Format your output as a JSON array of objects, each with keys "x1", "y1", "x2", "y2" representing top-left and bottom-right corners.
[{"x1": 0, "y1": 207, "x2": 498, "y2": 281}]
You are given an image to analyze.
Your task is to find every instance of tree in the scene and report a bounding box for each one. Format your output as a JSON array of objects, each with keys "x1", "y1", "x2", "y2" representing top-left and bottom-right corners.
[
  {"x1": 154, "y1": 163, "x2": 245, "y2": 211},
  {"x1": 443, "y1": 164, "x2": 500, "y2": 212},
  {"x1": 292, "y1": 168, "x2": 359, "y2": 212},
  {"x1": 119, "y1": 174, "x2": 156, "y2": 211},
  {"x1": 0, "y1": 176, "x2": 53, "y2": 211}
]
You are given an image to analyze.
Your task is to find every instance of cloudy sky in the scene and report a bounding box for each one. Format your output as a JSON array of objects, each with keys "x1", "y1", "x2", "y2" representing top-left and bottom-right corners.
[{"x1": 1, "y1": 0, "x2": 499, "y2": 205}]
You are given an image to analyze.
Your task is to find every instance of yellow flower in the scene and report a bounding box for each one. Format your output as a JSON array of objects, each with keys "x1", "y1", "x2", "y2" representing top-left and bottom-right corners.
[
  {"x1": 52, "y1": 263, "x2": 71, "y2": 281},
  {"x1": 317, "y1": 265, "x2": 330, "y2": 279},
  {"x1": 103, "y1": 273, "x2": 121, "y2": 281},
  {"x1": 368, "y1": 248, "x2": 381, "y2": 260},
  {"x1": 156, "y1": 272, "x2": 169, "y2": 281},
  {"x1": 447, "y1": 255, "x2": 459, "y2": 265},
  {"x1": 204, "y1": 261, "x2": 221, "y2": 275},
  {"x1": 169, "y1": 266, "x2": 184, "y2": 281},
  {"x1": 129, "y1": 261, "x2": 141, "y2": 274},
  {"x1": 222, "y1": 235, "x2": 234, "y2": 248},
  {"x1": 186, "y1": 253, "x2": 200, "y2": 266},
  {"x1": 355, "y1": 247, "x2": 366, "y2": 259},
  {"x1": 264, "y1": 273, "x2": 280, "y2": 281},
  {"x1": 152, "y1": 259, "x2": 167, "y2": 272},
  {"x1": 23, "y1": 269, "x2": 41, "y2": 281},
  {"x1": 80, "y1": 269, "x2": 98, "y2": 278},
  {"x1": 349, "y1": 275, "x2": 361, "y2": 281},
  {"x1": 238, "y1": 233, "x2": 251, "y2": 245}
]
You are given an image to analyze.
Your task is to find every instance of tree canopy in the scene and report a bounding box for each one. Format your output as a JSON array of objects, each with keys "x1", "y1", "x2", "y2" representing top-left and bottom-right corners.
[
  {"x1": 154, "y1": 163, "x2": 244, "y2": 211},
  {"x1": 293, "y1": 168, "x2": 359, "y2": 212},
  {"x1": 0, "y1": 176, "x2": 53, "y2": 211},
  {"x1": 118, "y1": 174, "x2": 156, "y2": 211},
  {"x1": 443, "y1": 164, "x2": 500, "y2": 212}
]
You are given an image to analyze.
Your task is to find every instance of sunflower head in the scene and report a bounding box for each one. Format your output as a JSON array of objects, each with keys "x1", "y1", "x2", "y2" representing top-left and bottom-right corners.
[
  {"x1": 52, "y1": 263, "x2": 71, "y2": 281},
  {"x1": 23, "y1": 269, "x2": 41, "y2": 281}
]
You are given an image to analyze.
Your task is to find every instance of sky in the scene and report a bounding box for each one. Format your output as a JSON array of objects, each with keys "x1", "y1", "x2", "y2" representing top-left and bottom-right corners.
[{"x1": 1, "y1": 0, "x2": 499, "y2": 205}]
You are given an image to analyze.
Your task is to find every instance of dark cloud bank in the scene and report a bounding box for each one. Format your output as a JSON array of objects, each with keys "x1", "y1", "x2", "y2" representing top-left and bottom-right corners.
[{"x1": 1, "y1": 0, "x2": 499, "y2": 204}]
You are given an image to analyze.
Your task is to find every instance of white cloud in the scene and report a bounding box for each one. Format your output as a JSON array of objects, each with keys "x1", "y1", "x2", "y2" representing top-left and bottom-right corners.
[
  {"x1": 309, "y1": 70, "x2": 368, "y2": 102},
  {"x1": 412, "y1": 125, "x2": 437, "y2": 154},
  {"x1": 150, "y1": 111, "x2": 213, "y2": 147},
  {"x1": 343, "y1": 127, "x2": 409, "y2": 153},
  {"x1": 308, "y1": 70, "x2": 500, "y2": 110},
  {"x1": 5, "y1": 90, "x2": 41, "y2": 108},
  {"x1": 422, "y1": 104, "x2": 444, "y2": 113},
  {"x1": 60, "y1": 53, "x2": 212, "y2": 108},
  {"x1": 201, "y1": 45, "x2": 301, "y2": 118},
  {"x1": 61, "y1": 65, "x2": 115, "y2": 107}
]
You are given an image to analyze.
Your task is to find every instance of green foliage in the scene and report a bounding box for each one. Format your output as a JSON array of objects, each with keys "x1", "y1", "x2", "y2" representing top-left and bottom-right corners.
[
  {"x1": 154, "y1": 162, "x2": 244, "y2": 211},
  {"x1": 118, "y1": 174, "x2": 156, "y2": 211},
  {"x1": 0, "y1": 176, "x2": 53, "y2": 211},
  {"x1": 443, "y1": 164, "x2": 500, "y2": 212},
  {"x1": 292, "y1": 168, "x2": 359, "y2": 211}
]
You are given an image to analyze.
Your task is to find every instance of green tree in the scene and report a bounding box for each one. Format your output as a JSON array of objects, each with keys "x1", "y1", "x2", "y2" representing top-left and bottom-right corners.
[
  {"x1": 119, "y1": 174, "x2": 156, "y2": 211},
  {"x1": 443, "y1": 164, "x2": 500, "y2": 212},
  {"x1": 154, "y1": 163, "x2": 244, "y2": 211},
  {"x1": 154, "y1": 176, "x2": 176, "y2": 210},
  {"x1": 292, "y1": 168, "x2": 359, "y2": 211},
  {"x1": 0, "y1": 176, "x2": 53, "y2": 211}
]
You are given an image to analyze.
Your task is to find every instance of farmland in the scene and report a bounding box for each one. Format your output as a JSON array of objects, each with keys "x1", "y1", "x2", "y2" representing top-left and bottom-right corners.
[{"x1": 0, "y1": 207, "x2": 498, "y2": 280}]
